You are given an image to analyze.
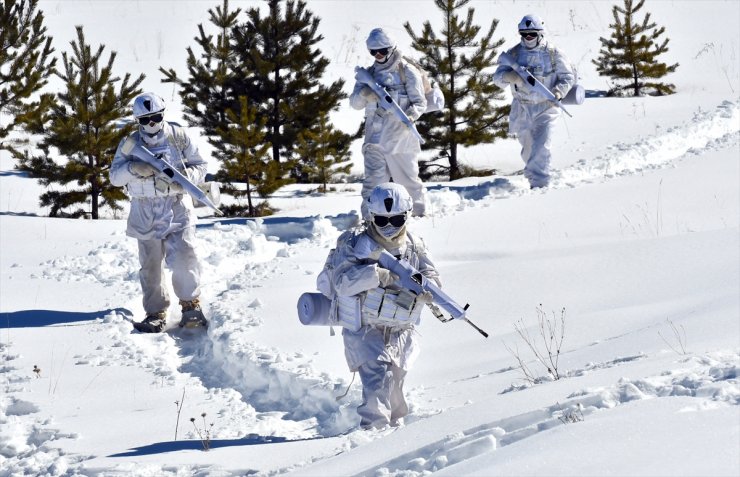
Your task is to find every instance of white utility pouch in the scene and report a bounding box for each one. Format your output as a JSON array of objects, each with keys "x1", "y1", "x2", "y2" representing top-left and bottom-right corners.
[{"x1": 361, "y1": 287, "x2": 422, "y2": 328}]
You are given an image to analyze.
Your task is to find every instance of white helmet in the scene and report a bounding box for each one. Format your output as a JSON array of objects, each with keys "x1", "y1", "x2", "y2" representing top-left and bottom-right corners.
[
  {"x1": 366, "y1": 28, "x2": 396, "y2": 51},
  {"x1": 518, "y1": 14, "x2": 545, "y2": 49},
  {"x1": 366, "y1": 28, "x2": 397, "y2": 64},
  {"x1": 133, "y1": 92, "x2": 166, "y2": 135},
  {"x1": 518, "y1": 14, "x2": 545, "y2": 32},
  {"x1": 367, "y1": 183, "x2": 412, "y2": 238}
]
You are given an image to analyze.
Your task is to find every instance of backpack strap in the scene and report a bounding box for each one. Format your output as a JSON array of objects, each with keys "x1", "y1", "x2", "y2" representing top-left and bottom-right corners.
[
  {"x1": 511, "y1": 43, "x2": 556, "y2": 72},
  {"x1": 547, "y1": 44, "x2": 557, "y2": 72},
  {"x1": 404, "y1": 231, "x2": 424, "y2": 258},
  {"x1": 165, "y1": 122, "x2": 189, "y2": 166},
  {"x1": 120, "y1": 131, "x2": 139, "y2": 155},
  {"x1": 166, "y1": 122, "x2": 188, "y2": 152}
]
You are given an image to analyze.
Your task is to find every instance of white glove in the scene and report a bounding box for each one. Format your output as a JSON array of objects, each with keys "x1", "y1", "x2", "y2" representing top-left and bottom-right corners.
[
  {"x1": 168, "y1": 181, "x2": 183, "y2": 193},
  {"x1": 359, "y1": 86, "x2": 377, "y2": 101},
  {"x1": 415, "y1": 290, "x2": 434, "y2": 305},
  {"x1": 377, "y1": 268, "x2": 399, "y2": 288},
  {"x1": 502, "y1": 70, "x2": 525, "y2": 88},
  {"x1": 554, "y1": 91, "x2": 563, "y2": 101},
  {"x1": 129, "y1": 161, "x2": 157, "y2": 178}
]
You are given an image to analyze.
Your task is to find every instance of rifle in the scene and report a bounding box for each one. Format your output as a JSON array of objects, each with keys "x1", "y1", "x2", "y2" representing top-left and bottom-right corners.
[
  {"x1": 123, "y1": 141, "x2": 222, "y2": 215},
  {"x1": 354, "y1": 66, "x2": 426, "y2": 144},
  {"x1": 377, "y1": 250, "x2": 489, "y2": 338},
  {"x1": 498, "y1": 51, "x2": 572, "y2": 118}
]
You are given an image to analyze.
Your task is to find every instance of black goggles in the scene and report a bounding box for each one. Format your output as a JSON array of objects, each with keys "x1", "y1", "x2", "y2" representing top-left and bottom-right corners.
[
  {"x1": 373, "y1": 213, "x2": 407, "y2": 228},
  {"x1": 369, "y1": 47, "x2": 390, "y2": 57},
  {"x1": 137, "y1": 113, "x2": 163, "y2": 125},
  {"x1": 520, "y1": 31, "x2": 540, "y2": 39}
]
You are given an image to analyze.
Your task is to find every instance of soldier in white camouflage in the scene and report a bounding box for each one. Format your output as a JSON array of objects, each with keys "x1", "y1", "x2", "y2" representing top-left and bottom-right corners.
[
  {"x1": 317, "y1": 183, "x2": 440, "y2": 429},
  {"x1": 110, "y1": 92, "x2": 208, "y2": 332},
  {"x1": 494, "y1": 15, "x2": 575, "y2": 189}
]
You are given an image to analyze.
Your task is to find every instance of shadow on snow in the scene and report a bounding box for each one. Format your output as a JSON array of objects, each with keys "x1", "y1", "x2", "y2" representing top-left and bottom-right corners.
[
  {"x1": 109, "y1": 433, "x2": 323, "y2": 457},
  {"x1": 1, "y1": 308, "x2": 132, "y2": 328}
]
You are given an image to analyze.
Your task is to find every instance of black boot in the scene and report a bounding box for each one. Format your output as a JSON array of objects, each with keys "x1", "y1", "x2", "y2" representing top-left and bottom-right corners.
[
  {"x1": 179, "y1": 299, "x2": 208, "y2": 328},
  {"x1": 133, "y1": 311, "x2": 167, "y2": 333}
]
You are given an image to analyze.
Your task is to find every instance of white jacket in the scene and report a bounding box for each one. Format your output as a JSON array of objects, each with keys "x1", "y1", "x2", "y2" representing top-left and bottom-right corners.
[
  {"x1": 317, "y1": 228, "x2": 440, "y2": 371},
  {"x1": 349, "y1": 50, "x2": 427, "y2": 154},
  {"x1": 109, "y1": 123, "x2": 207, "y2": 240},
  {"x1": 493, "y1": 40, "x2": 575, "y2": 137},
  {"x1": 493, "y1": 39, "x2": 575, "y2": 105}
]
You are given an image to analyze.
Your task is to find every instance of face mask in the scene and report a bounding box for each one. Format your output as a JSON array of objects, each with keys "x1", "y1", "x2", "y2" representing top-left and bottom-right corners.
[
  {"x1": 139, "y1": 113, "x2": 165, "y2": 135},
  {"x1": 374, "y1": 222, "x2": 406, "y2": 239},
  {"x1": 521, "y1": 32, "x2": 541, "y2": 49},
  {"x1": 524, "y1": 37, "x2": 539, "y2": 48}
]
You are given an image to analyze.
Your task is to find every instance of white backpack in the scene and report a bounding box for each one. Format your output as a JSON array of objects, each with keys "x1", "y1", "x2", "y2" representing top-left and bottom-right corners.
[{"x1": 399, "y1": 56, "x2": 445, "y2": 114}]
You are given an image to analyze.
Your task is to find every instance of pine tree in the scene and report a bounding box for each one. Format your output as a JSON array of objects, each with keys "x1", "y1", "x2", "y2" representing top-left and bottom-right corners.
[
  {"x1": 215, "y1": 95, "x2": 278, "y2": 217},
  {"x1": 236, "y1": 0, "x2": 348, "y2": 169},
  {"x1": 404, "y1": 0, "x2": 508, "y2": 181},
  {"x1": 160, "y1": 0, "x2": 243, "y2": 165},
  {"x1": 593, "y1": 0, "x2": 679, "y2": 96},
  {"x1": 162, "y1": 0, "x2": 349, "y2": 213},
  {"x1": 17, "y1": 26, "x2": 143, "y2": 219},
  {"x1": 295, "y1": 111, "x2": 352, "y2": 192},
  {"x1": 0, "y1": 0, "x2": 56, "y2": 152}
]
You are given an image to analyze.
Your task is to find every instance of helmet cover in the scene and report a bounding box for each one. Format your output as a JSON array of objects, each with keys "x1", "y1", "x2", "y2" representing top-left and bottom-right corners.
[
  {"x1": 366, "y1": 28, "x2": 397, "y2": 51},
  {"x1": 133, "y1": 93, "x2": 166, "y2": 135}
]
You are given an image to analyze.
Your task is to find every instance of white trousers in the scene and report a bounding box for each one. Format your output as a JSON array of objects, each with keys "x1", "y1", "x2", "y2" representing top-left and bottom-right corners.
[
  {"x1": 361, "y1": 143, "x2": 426, "y2": 217},
  {"x1": 137, "y1": 227, "x2": 201, "y2": 314},
  {"x1": 511, "y1": 101, "x2": 560, "y2": 188},
  {"x1": 357, "y1": 360, "x2": 408, "y2": 428}
]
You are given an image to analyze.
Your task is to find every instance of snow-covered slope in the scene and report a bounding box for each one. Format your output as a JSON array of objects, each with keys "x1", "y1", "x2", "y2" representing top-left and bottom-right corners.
[{"x1": 1, "y1": 1, "x2": 739, "y2": 476}]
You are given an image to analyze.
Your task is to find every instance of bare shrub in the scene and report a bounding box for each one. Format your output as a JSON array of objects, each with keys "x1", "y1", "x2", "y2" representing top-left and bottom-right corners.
[
  {"x1": 191, "y1": 413, "x2": 214, "y2": 451},
  {"x1": 505, "y1": 305, "x2": 567, "y2": 384},
  {"x1": 658, "y1": 318, "x2": 688, "y2": 356}
]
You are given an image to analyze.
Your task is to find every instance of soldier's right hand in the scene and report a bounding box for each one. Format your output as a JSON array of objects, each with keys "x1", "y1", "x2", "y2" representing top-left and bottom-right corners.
[
  {"x1": 359, "y1": 86, "x2": 377, "y2": 101},
  {"x1": 128, "y1": 160, "x2": 158, "y2": 178},
  {"x1": 377, "y1": 268, "x2": 399, "y2": 288},
  {"x1": 503, "y1": 70, "x2": 525, "y2": 88}
]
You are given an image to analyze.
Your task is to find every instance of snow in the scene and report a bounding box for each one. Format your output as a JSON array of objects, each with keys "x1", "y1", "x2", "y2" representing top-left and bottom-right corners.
[{"x1": 1, "y1": 1, "x2": 739, "y2": 476}]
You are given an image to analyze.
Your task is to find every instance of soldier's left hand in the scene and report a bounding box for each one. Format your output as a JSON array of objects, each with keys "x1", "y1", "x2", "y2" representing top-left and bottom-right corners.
[
  {"x1": 169, "y1": 181, "x2": 184, "y2": 193},
  {"x1": 416, "y1": 291, "x2": 434, "y2": 304}
]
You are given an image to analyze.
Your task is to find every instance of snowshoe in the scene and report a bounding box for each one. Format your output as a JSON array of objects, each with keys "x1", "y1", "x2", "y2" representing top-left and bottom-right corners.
[
  {"x1": 133, "y1": 311, "x2": 167, "y2": 333},
  {"x1": 179, "y1": 299, "x2": 208, "y2": 329}
]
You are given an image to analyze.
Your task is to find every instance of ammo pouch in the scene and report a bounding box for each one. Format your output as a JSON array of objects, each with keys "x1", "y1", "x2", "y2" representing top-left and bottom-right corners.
[
  {"x1": 334, "y1": 295, "x2": 362, "y2": 332},
  {"x1": 361, "y1": 287, "x2": 423, "y2": 329}
]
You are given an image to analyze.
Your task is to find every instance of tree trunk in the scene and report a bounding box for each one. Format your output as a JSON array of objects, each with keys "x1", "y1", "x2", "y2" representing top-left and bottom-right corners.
[
  {"x1": 245, "y1": 172, "x2": 254, "y2": 216},
  {"x1": 447, "y1": 79, "x2": 460, "y2": 180},
  {"x1": 89, "y1": 154, "x2": 99, "y2": 219},
  {"x1": 632, "y1": 62, "x2": 640, "y2": 96}
]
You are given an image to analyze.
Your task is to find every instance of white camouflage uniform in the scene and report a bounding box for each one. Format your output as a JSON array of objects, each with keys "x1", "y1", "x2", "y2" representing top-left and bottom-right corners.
[
  {"x1": 493, "y1": 37, "x2": 575, "y2": 188},
  {"x1": 350, "y1": 28, "x2": 428, "y2": 217},
  {"x1": 318, "y1": 218, "x2": 440, "y2": 429},
  {"x1": 110, "y1": 122, "x2": 207, "y2": 316}
]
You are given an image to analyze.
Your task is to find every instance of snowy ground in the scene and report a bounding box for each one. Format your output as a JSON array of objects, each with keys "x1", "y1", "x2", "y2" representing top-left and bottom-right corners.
[{"x1": 1, "y1": 1, "x2": 739, "y2": 476}]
